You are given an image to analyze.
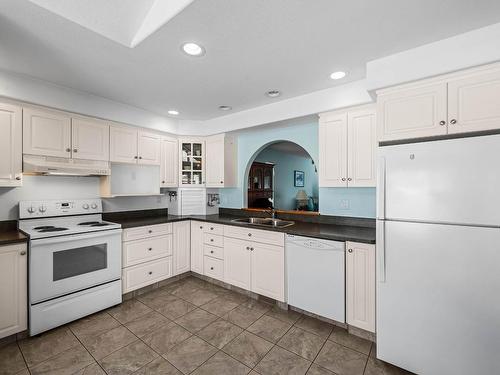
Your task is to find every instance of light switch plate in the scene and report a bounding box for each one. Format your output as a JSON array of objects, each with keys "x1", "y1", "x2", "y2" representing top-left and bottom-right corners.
[{"x1": 339, "y1": 199, "x2": 350, "y2": 209}]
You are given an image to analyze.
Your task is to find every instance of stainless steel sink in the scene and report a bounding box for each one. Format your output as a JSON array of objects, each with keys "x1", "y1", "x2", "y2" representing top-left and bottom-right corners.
[{"x1": 231, "y1": 217, "x2": 294, "y2": 228}]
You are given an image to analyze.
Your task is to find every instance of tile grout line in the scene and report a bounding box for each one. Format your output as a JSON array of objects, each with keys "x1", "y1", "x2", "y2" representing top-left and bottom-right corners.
[{"x1": 15, "y1": 340, "x2": 31, "y2": 374}]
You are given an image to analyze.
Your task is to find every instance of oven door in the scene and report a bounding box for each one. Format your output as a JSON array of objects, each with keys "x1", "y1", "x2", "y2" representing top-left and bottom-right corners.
[{"x1": 30, "y1": 229, "x2": 122, "y2": 304}]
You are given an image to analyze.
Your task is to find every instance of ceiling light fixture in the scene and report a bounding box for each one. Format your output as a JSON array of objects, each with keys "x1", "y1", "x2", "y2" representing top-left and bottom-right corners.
[
  {"x1": 181, "y1": 42, "x2": 205, "y2": 56},
  {"x1": 168, "y1": 110, "x2": 179, "y2": 115},
  {"x1": 219, "y1": 105, "x2": 232, "y2": 111},
  {"x1": 266, "y1": 90, "x2": 281, "y2": 98},
  {"x1": 330, "y1": 71, "x2": 346, "y2": 80}
]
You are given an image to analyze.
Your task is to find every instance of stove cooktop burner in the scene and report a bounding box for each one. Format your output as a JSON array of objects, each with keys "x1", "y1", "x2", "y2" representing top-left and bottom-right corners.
[
  {"x1": 34, "y1": 225, "x2": 55, "y2": 230},
  {"x1": 78, "y1": 221, "x2": 100, "y2": 225},
  {"x1": 38, "y1": 227, "x2": 69, "y2": 232}
]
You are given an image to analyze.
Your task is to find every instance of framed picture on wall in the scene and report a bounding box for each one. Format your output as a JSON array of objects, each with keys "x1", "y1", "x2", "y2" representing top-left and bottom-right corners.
[{"x1": 294, "y1": 170, "x2": 305, "y2": 187}]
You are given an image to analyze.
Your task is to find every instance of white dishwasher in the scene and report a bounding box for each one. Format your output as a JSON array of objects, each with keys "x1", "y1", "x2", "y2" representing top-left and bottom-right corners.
[{"x1": 286, "y1": 234, "x2": 345, "y2": 322}]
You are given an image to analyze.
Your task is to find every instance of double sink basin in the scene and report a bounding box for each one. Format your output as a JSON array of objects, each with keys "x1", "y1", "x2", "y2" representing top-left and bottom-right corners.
[{"x1": 231, "y1": 217, "x2": 295, "y2": 228}]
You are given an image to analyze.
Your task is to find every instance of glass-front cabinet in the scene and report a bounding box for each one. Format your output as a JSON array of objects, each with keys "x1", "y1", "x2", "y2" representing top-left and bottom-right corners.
[{"x1": 180, "y1": 140, "x2": 205, "y2": 186}]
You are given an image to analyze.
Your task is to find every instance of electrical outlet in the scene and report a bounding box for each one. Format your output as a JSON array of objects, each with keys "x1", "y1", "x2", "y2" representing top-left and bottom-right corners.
[{"x1": 339, "y1": 199, "x2": 350, "y2": 209}]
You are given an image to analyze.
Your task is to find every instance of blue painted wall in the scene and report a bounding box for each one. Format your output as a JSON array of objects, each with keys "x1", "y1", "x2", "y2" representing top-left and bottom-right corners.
[
  {"x1": 254, "y1": 148, "x2": 318, "y2": 210},
  {"x1": 219, "y1": 120, "x2": 376, "y2": 218}
]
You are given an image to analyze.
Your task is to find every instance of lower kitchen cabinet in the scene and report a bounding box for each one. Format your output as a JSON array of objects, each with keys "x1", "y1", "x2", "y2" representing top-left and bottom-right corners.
[
  {"x1": 346, "y1": 241, "x2": 376, "y2": 332},
  {"x1": 251, "y1": 242, "x2": 284, "y2": 301},
  {"x1": 190, "y1": 221, "x2": 204, "y2": 274},
  {"x1": 173, "y1": 221, "x2": 191, "y2": 275},
  {"x1": 223, "y1": 237, "x2": 252, "y2": 290},
  {"x1": 0, "y1": 243, "x2": 27, "y2": 339},
  {"x1": 223, "y1": 229, "x2": 285, "y2": 302},
  {"x1": 122, "y1": 257, "x2": 172, "y2": 293}
]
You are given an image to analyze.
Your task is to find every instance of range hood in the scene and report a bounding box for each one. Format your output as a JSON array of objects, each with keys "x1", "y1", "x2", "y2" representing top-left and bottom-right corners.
[{"x1": 23, "y1": 154, "x2": 110, "y2": 176}]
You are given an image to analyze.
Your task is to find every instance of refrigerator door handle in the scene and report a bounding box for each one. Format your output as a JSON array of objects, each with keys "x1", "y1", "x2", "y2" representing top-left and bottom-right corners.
[
  {"x1": 377, "y1": 156, "x2": 386, "y2": 219},
  {"x1": 377, "y1": 221, "x2": 386, "y2": 283}
]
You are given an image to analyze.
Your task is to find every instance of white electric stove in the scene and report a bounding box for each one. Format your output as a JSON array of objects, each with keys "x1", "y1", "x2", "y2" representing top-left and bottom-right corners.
[{"x1": 18, "y1": 199, "x2": 123, "y2": 335}]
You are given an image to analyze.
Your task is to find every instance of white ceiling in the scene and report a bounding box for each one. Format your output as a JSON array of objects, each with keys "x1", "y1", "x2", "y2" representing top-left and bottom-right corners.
[{"x1": 1, "y1": 0, "x2": 500, "y2": 122}]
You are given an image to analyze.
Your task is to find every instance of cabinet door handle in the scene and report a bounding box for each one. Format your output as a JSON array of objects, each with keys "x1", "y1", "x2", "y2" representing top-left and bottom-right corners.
[
  {"x1": 73, "y1": 149, "x2": 78, "y2": 153},
  {"x1": 210, "y1": 250, "x2": 214, "y2": 254},
  {"x1": 210, "y1": 238, "x2": 214, "y2": 242},
  {"x1": 210, "y1": 267, "x2": 214, "y2": 270},
  {"x1": 139, "y1": 156, "x2": 142, "y2": 159},
  {"x1": 148, "y1": 247, "x2": 152, "y2": 251},
  {"x1": 250, "y1": 247, "x2": 254, "y2": 251},
  {"x1": 148, "y1": 271, "x2": 153, "y2": 275},
  {"x1": 246, "y1": 246, "x2": 250, "y2": 250},
  {"x1": 220, "y1": 181, "x2": 223, "y2": 184},
  {"x1": 134, "y1": 156, "x2": 138, "y2": 159},
  {"x1": 66, "y1": 148, "x2": 71, "y2": 152},
  {"x1": 348, "y1": 248, "x2": 353, "y2": 253},
  {"x1": 162, "y1": 180, "x2": 165, "y2": 184},
  {"x1": 20, "y1": 251, "x2": 26, "y2": 256},
  {"x1": 439, "y1": 120, "x2": 446, "y2": 126},
  {"x1": 450, "y1": 119, "x2": 457, "y2": 124},
  {"x1": 15, "y1": 176, "x2": 21, "y2": 181},
  {"x1": 248, "y1": 233, "x2": 252, "y2": 237},
  {"x1": 347, "y1": 177, "x2": 352, "y2": 181},
  {"x1": 210, "y1": 227, "x2": 214, "y2": 230},
  {"x1": 148, "y1": 230, "x2": 153, "y2": 233},
  {"x1": 199, "y1": 226, "x2": 203, "y2": 229},
  {"x1": 341, "y1": 177, "x2": 346, "y2": 181}
]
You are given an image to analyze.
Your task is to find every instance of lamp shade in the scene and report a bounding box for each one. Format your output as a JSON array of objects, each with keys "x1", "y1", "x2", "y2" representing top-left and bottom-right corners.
[{"x1": 296, "y1": 190, "x2": 308, "y2": 200}]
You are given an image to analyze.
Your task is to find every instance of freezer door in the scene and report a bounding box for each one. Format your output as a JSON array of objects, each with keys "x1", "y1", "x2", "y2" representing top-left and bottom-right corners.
[
  {"x1": 380, "y1": 134, "x2": 500, "y2": 226},
  {"x1": 377, "y1": 221, "x2": 500, "y2": 375}
]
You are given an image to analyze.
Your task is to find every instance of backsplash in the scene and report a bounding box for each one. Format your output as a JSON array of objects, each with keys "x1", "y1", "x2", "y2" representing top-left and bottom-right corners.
[{"x1": 0, "y1": 176, "x2": 170, "y2": 221}]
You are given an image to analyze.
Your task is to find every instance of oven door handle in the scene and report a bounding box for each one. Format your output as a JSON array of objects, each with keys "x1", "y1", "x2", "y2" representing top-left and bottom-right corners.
[{"x1": 31, "y1": 229, "x2": 122, "y2": 246}]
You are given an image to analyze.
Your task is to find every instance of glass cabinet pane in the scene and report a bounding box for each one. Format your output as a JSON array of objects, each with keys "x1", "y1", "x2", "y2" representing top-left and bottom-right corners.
[
  {"x1": 182, "y1": 143, "x2": 192, "y2": 160},
  {"x1": 263, "y1": 169, "x2": 272, "y2": 189},
  {"x1": 193, "y1": 143, "x2": 202, "y2": 157},
  {"x1": 193, "y1": 172, "x2": 202, "y2": 185},
  {"x1": 182, "y1": 171, "x2": 191, "y2": 184},
  {"x1": 193, "y1": 157, "x2": 202, "y2": 171}
]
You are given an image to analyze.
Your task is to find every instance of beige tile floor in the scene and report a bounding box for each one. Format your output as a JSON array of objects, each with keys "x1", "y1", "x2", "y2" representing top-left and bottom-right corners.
[{"x1": 0, "y1": 276, "x2": 412, "y2": 375}]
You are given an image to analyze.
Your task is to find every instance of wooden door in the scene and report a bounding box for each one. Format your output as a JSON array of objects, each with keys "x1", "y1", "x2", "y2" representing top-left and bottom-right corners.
[
  {"x1": 377, "y1": 82, "x2": 447, "y2": 141},
  {"x1": 190, "y1": 221, "x2": 204, "y2": 274},
  {"x1": 161, "y1": 136, "x2": 178, "y2": 187},
  {"x1": 223, "y1": 237, "x2": 251, "y2": 290},
  {"x1": 173, "y1": 221, "x2": 191, "y2": 276},
  {"x1": 71, "y1": 117, "x2": 109, "y2": 161},
  {"x1": 138, "y1": 130, "x2": 161, "y2": 165},
  {"x1": 251, "y1": 242, "x2": 285, "y2": 302},
  {"x1": 0, "y1": 244, "x2": 27, "y2": 339},
  {"x1": 205, "y1": 134, "x2": 225, "y2": 187},
  {"x1": 319, "y1": 112, "x2": 348, "y2": 187},
  {"x1": 448, "y1": 67, "x2": 500, "y2": 134},
  {"x1": 23, "y1": 107, "x2": 71, "y2": 158},
  {"x1": 0, "y1": 103, "x2": 22, "y2": 187},
  {"x1": 110, "y1": 124, "x2": 138, "y2": 163},
  {"x1": 347, "y1": 106, "x2": 377, "y2": 187},
  {"x1": 346, "y1": 241, "x2": 375, "y2": 332}
]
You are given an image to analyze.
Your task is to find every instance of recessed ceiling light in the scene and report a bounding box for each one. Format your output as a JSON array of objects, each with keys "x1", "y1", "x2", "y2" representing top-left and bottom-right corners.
[
  {"x1": 168, "y1": 110, "x2": 179, "y2": 115},
  {"x1": 219, "y1": 105, "x2": 232, "y2": 111},
  {"x1": 181, "y1": 42, "x2": 205, "y2": 56},
  {"x1": 266, "y1": 90, "x2": 281, "y2": 98},
  {"x1": 330, "y1": 71, "x2": 346, "y2": 80}
]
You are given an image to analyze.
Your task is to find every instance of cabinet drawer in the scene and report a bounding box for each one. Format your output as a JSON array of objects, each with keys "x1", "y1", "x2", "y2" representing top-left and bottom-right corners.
[
  {"x1": 122, "y1": 257, "x2": 172, "y2": 293},
  {"x1": 123, "y1": 223, "x2": 172, "y2": 241},
  {"x1": 203, "y1": 223, "x2": 223, "y2": 236},
  {"x1": 204, "y1": 244, "x2": 224, "y2": 260},
  {"x1": 204, "y1": 256, "x2": 223, "y2": 281},
  {"x1": 223, "y1": 225, "x2": 284, "y2": 246},
  {"x1": 203, "y1": 233, "x2": 224, "y2": 248},
  {"x1": 123, "y1": 235, "x2": 172, "y2": 267}
]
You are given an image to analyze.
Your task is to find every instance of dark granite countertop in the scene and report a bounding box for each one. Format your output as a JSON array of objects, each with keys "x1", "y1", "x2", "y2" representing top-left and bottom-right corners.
[
  {"x1": 104, "y1": 210, "x2": 376, "y2": 244},
  {"x1": 0, "y1": 221, "x2": 28, "y2": 246}
]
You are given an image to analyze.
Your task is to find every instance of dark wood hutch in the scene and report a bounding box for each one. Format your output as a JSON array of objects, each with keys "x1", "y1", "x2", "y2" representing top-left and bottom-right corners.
[{"x1": 247, "y1": 162, "x2": 274, "y2": 208}]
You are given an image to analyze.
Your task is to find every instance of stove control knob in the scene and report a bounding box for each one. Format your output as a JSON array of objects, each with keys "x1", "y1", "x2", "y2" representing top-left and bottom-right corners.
[
  {"x1": 27, "y1": 206, "x2": 36, "y2": 214},
  {"x1": 38, "y1": 206, "x2": 47, "y2": 213},
  {"x1": 91, "y1": 203, "x2": 98, "y2": 210},
  {"x1": 82, "y1": 203, "x2": 90, "y2": 210}
]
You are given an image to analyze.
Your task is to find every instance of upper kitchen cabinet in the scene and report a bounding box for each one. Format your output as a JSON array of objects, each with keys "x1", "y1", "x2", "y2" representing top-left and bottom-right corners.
[
  {"x1": 179, "y1": 139, "x2": 205, "y2": 186},
  {"x1": 377, "y1": 83, "x2": 447, "y2": 142},
  {"x1": 205, "y1": 134, "x2": 237, "y2": 188},
  {"x1": 377, "y1": 63, "x2": 500, "y2": 141},
  {"x1": 110, "y1": 124, "x2": 161, "y2": 165},
  {"x1": 138, "y1": 130, "x2": 161, "y2": 165},
  {"x1": 447, "y1": 65, "x2": 500, "y2": 134},
  {"x1": 160, "y1": 136, "x2": 178, "y2": 188},
  {"x1": 0, "y1": 103, "x2": 22, "y2": 187},
  {"x1": 319, "y1": 105, "x2": 376, "y2": 187},
  {"x1": 110, "y1": 124, "x2": 138, "y2": 163},
  {"x1": 71, "y1": 117, "x2": 109, "y2": 161},
  {"x1": 23, "y1": 107, "x2": 71, "y2": 158}
]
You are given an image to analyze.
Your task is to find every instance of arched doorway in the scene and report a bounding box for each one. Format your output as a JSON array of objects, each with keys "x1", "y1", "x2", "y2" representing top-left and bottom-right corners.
[{"x1": 244, "y1": 141, "x2": 318, "y2": 212}]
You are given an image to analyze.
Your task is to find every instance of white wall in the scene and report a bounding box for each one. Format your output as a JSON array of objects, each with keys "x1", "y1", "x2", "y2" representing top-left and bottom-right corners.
[
  {"x1": 366, "y1": 22, "x2": 500, "y2": 91},
  {"x1": 0, "y1": 69, "x2": 179, "y2": 134},
  {"x1": 0, "y1": 176, "x2": 169, "y2": 220}
]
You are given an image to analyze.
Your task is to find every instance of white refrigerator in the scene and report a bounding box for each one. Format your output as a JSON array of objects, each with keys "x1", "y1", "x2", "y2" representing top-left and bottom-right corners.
[{"x1": 377, "y1": 134, "x2": 500, "y2": 375}]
